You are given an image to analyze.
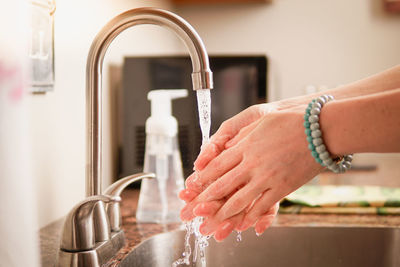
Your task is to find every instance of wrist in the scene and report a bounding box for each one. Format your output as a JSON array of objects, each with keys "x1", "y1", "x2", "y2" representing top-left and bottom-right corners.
[
  {"x1": 305, "y1": 95, "x2": 353, "y2": 173},
  {"x1": 320, "y1": 89, "x2": 400, "y2": 154}
]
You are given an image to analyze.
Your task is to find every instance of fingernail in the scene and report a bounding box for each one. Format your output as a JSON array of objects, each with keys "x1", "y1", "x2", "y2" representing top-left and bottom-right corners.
[
  {"x1": 179, "y1": 189, "x2": 197, "y2": 202},
  {"x1": 193, "y1": 203, "x2": 206, "y2": 216},
  {"x1": 199, "y1": 221, "x2": 213, "y2": 235},
  {"x1": 185, "y1": 178, "x2": 202, "y2": 192},
  {"x1": 237, "y1": 220, "x2": 252, "y2": 231},
  {"x1": 180, "y1": 206, "x2": 193, "y2": 221},
  {"x1": 255, "y1": 223, "x2": 268, "y2": 236},
  {"x1": 255, "y1": 216, "x2": 274, "y2": 235},
  {"x1": 255, "y1": 225, "x2": 265, "y2": 236},
  {"x1": 214, "y1": 221, "x2": 234, "y2": 242},
  {"x1": 178, "y1": 189, "x2": 189, "y2": 200},
  {"x1": 220, "y1": 221, "x2": 233, "y2": 231}
]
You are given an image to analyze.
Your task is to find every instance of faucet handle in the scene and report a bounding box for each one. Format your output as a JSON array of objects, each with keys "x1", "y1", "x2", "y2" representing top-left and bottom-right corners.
[
  {"x1": 104, "y1": 172, "x2": 155, "y2": 231},
  {"x1": 60, "y1": 195, "x2": 120, "y2": 252}
]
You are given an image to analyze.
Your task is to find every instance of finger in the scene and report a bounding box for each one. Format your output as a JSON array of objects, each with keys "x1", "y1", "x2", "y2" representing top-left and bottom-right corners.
[
  {"x1": 180, "y1": 190, "x2": 223, "y2": 221},
  {"x1": 198, "y1": 163, "x2": 249, "y2": 202},
  {"x1": 225, "y1": 118, "x2": 262, "y2": 149},
  {"x1": 254, "y1": 202, "x2": 279, "y2": 235},
  {"x1": 179, "y1": 189, "x2": 199, "y2": 202},
  {"x1": 240, "y1": 190, "x2": 278, "y2": 232},
  {"x1": 214, "y1": 213, "x2": 245, "y2": 242},
  {"x1": 193, "y1": 147, "x2": 243, "y2": 193},
  {"x1": 180, "y1": 178, "x2": 241, "y2": 222},
  {"x1": 217, "y1": 182, "x2": 267, "y2": 222},
  {"x1": 185, "y1": 173, "x2": 203, "y2": 192},
  {"x1": 193, "y1": 200, "x2": 224, "y2": 217},
  {"x1": 198, "y1": 198, "x2": 254, "y2": 236},
  {"x1": 194, "y1": 139, "x2": 227, "y2": 171},
  {"x1": 199, "y1": 211, "x2": 244, "y2": 239}
]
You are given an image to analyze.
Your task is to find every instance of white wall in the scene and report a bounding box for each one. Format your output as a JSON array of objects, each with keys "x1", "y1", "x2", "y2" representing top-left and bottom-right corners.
[
  {"x1": 28, "y1": 0, "x2": 184, "y2": 228},
  {"x1": 176, "y1": 0, "x2": 400, "y2": 101}
]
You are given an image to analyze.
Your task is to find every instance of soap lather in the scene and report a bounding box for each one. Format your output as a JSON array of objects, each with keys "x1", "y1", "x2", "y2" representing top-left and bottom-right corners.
[{"x1": 136, "y1": 89, "x2": 188, "y2": 223}]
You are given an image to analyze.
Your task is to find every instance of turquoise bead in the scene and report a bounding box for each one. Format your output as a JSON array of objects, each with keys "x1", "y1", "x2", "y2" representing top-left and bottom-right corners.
[
  {"x1": 308, "y1": 143, "x2": 315, "y2": 151},
  {"x1": 306, "y1": 136, "x2": 313, "y2": 143},
  {"x1": 311, "y1": 151, "x2": 319, "y2": 158},
  {"x1": 304, "y1": 113, "x2": 310, "y2": 121},
  {"x1": 316, "y1": 158, "x2": 323, "y2": 164},
  {"x1": 304, "y1": 121, "x2": 310, "y2": 128},
  {"x1": 305, "y1": 129, "x2": 312, "y2": 136}
]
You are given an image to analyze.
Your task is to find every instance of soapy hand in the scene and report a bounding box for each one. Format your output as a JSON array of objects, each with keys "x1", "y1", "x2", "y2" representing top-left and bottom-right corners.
[
  {"x1": 181, "y1": 103, "x2": 279, "y2": 200},
  {"x1": 192, "y1": 103, "x2": 278, "y2": 174},
  {"x1": 180, "y1": 106, "x2": 323, "y2": 240},
  {"x1": 179, "y1": 103, "x2": 279, "y2": 239}
]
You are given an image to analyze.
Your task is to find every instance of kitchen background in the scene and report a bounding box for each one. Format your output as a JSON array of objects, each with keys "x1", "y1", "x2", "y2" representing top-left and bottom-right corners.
[{"x1": 27, "y1": 0, "x2": 400, "y2": 229}]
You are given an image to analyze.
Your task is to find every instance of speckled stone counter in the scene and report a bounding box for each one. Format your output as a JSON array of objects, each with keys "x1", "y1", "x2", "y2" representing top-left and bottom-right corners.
[{"x1": 40, "y1": 189, "x2": 400, "y2": 266}]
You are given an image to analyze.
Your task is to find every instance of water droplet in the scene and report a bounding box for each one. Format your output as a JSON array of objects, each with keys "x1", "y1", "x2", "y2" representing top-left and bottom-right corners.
[{"x1": 236, "y1": 231, "x2": 242, "y2": 242}]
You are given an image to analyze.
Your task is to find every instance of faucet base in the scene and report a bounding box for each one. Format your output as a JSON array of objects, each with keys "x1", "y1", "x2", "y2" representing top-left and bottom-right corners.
[{"x1": 56, "y1": 231, "x2": 125, "y2": 267}]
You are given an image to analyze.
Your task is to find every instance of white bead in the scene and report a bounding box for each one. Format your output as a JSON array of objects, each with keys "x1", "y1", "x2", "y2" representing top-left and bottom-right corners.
[
  {"x1": 316, "y1": 144, "x2": 326, "y2": 153},
  {"x1": 312, "y1": 102, "x2": 322, "y2": 110},
  {"x1": 319, "y1": 151, "x2": 330, "y2": 160},
  {"x1": 321, "y1": 95, "x2": 329, "y2": 102},
  {"x1": 343, "y1": 161, "x2": 352, "y2": 169},
  {"x1": 344, "y1": 155, "x2": 353, "y2": 162},
  {"x1": 328, "y1": 162, "x2": 337, "y2": 169},
  {"x1": 310, "y1": 107, "x2": 321, "y2": 115},
  {"x1": 309, "y1": 115, "x2": 319, "y2": 123},
  {"x1": 311, "y1": 129, "x2": 322, "y2": 138},
  {"x1": 323, "y1": 158, "x2": 333, "y2": 166},
  {"x1": 313, "y1": 138, "x2": 323, "y2": 146},
  {"x1": 329, "y1": 163, "x2": 339, "y2": 173},
  {"x1": 310, "y1": 123, "x2": 320, "y2": 131},
  {"x1": 316, "y1": 97, "x2": 326, "y2": 106}
]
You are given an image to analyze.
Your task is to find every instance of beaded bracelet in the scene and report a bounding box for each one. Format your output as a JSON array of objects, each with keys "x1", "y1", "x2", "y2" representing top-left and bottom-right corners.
[{"x1": 304, "y1": 95, "x2": 353, "y2": 173}]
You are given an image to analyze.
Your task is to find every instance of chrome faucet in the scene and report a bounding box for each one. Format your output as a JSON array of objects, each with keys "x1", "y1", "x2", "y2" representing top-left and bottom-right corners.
[
  {"x1": 57, "y1": 7, "x2": 213, "y2": 267},
  {"x1": 86, "y1": 7, "x2": 213, "y2": 196},
  {"x1": 57, "y1": 173, "x2": 155, "y2": 267}
]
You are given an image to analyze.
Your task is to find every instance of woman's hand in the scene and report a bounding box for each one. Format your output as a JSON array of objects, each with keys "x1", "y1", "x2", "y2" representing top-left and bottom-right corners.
[
  {"x1": 180, "y1": 107, "x2": 323, "y2": 240},
  {"x1": 191, "y1": 103, "x2": 278, "y2": 174}
]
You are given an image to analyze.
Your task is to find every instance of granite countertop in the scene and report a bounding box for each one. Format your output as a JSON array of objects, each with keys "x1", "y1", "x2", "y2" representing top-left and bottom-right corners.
[{"x1": 40, "y1": 189, "x2": 400, "y2": 266}]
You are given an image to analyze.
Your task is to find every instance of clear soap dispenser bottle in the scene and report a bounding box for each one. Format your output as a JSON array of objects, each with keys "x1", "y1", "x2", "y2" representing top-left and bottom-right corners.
[{"x1": 136, "y1": 89, "x2": 187, "y2": 223}]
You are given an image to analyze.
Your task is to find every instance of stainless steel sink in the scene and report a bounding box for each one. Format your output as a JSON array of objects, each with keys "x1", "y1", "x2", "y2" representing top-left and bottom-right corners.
[{"x1": 120, "y1": 226, "x2": 400, "y2": 267}]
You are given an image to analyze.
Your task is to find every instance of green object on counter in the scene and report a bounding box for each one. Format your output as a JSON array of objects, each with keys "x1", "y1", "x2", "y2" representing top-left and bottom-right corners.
[{"x1": 279, "y1": 185, "x2": 400, "y2": 215}]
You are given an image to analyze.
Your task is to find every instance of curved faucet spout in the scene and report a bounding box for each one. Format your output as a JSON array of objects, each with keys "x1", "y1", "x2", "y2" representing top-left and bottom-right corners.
[{"x1": 86, "y1": 8, "x2": 213, "y2": 196}]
